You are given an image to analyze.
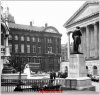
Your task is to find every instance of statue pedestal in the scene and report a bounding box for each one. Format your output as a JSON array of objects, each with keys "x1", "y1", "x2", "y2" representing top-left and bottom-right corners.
[
  {"x1": 63, "y1": 54, "x2": 94, "y2": 90},
  {"x1": 68, "y1": 54, "x2": 86, "y2": 78}
]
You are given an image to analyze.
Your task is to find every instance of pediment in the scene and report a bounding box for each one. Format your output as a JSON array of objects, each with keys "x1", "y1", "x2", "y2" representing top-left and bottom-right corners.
[
  {"x1": 64, "y1": 1, "x2": 99, "y2": 27},
  {"x1": 73, "y1": 5, "x2": 99, "y2": 23}
]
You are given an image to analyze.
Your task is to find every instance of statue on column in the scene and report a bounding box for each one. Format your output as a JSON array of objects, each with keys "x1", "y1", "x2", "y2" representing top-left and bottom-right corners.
[{"x1": 72, "y1": 26, "x2": 82, "y2": 54}]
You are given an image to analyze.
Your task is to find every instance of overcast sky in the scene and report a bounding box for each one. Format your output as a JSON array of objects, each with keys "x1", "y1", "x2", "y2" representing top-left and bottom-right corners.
[{"x1": 1, "y1": 1, "x2": 85, "y2": 44}]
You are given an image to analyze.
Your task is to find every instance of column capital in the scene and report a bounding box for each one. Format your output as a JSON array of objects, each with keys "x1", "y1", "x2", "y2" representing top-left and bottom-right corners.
[
  {"x1": 81, "y1": 22, "x2": 97, "y2": 28},
  {"x1": 88, "y1": 22, "x2": 99, "y2": 26},
  {"x1": 80, "y1": 24, "x2": 90, "y2": 29}
]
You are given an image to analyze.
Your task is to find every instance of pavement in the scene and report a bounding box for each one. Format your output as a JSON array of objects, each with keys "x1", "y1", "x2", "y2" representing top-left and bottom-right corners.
[
  {"x1": 1, "y1": 90, "x2": 99, "y2": 95},
  {"x1": 92, "y1": 82, "x2": 99, "y2": 92},
  {"x1": 1, "y1": 81, "x2": 99, "y2": 95}
]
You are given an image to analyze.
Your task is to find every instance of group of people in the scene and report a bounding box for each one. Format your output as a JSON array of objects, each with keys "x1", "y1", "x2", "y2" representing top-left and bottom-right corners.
[{"x1": 50, "y1": 71, "x2": 56, "y2": 84}]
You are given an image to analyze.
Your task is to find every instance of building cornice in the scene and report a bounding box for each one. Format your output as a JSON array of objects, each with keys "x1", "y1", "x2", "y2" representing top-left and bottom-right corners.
[
  {"x1": 66, "y1": 12, "x2": 99, "y2": 32},
  {"x1": 66, "y1": 12, "x2": 99, "y2": 28}
]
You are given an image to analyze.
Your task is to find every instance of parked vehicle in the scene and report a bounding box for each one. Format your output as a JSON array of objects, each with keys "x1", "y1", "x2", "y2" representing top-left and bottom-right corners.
[{"x1": 91, "y1": 75, "x2": 99, "y2": 82}]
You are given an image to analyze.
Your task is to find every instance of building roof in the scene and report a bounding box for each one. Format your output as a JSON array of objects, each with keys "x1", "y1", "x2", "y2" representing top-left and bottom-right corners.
[
  {"x1": 8, "y1": 23, "x2": 45, "y2": 32},
  {"x1": 8, "y1": 23, "x2": 61, "y2": 35}
]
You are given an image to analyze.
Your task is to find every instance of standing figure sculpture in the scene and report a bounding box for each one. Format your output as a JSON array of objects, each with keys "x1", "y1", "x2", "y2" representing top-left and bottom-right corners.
[{"x1": 72, "y1": 26, "x2": 82, "y2": 54}]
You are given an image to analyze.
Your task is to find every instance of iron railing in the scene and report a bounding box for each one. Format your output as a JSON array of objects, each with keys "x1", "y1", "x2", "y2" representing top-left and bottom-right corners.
[{"x1": 1, "y1": 79, "x2": 65, "y2": 92}]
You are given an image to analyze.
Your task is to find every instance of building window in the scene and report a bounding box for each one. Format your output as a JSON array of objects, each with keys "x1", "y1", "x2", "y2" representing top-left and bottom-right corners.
[
  {"x1": 33, "y1": 45, "x2": 36, "y2": 53},
  {"x1": 56, "y1": 46, "x2": 59, "y2": 53},
  {"x1": 1, "y1": 48, "x2": 5, "y2": 53},
  {"x1": 32, "y1": 37, "x2": 36, "y2": 42},
  {"x1": 38, "y1": 46, "x2": 41, "y2": 54},
  {"x1": 15, "y1": 44, "x2": 18, "y2": 53},
  {"x1": 48, "y1": 46, "x2": 52, "y2": 53},
  {"x1": 37, "y1": 37, "x2": 41, "y2": 42},
  {"x1": 62, "y1": 56, "x2": 65, "y2": 62},
  {"x1": 48, "y1": 38, "x2": 52, "y2": 43},
  {"x1": 32, "y1": 57, "x2": 36, "y2": 62},
  {"x1": 21, "y1": 36, "x2": 24, "y2": 41},
  {"x1": 9, "y1": 44, "x2": 12, "y2": 53},
  {"x1": 21, "y1": 44, "x2": 24, "y2": 53},
  {"x1": 36, "y1": 58, "x2": 41, "y2": 63},
  {"x1": 9, "y1": 35, "x2": 12, "y2": 40},
  {"x1": 27, "y1": 37, "x2": 30, "y2": 41},
  {"x1": 15, "y1": 35, "x2": 18, "y2": 40},
  {"x1": 27, "y1": 45, "x2": 30, "y2": 53}
]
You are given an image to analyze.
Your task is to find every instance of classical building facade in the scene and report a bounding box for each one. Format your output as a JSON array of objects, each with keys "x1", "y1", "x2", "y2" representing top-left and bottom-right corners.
[
  {"x1": 8, "y1": 23, "x2": 62, "y2": 72},
  {"x1": 64, "y1": 1, "x2": 99, "y2": 76}
]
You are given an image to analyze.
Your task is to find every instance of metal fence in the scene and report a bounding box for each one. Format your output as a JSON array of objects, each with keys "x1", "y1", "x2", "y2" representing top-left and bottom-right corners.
[{"x1": 1, "y1": 79, "x2": 65, "y2": 92}]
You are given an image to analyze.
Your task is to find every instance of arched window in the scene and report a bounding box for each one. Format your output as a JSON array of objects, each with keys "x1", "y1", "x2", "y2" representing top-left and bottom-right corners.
[
  {"x1": 27, "y1": 37, "x2": 30, "y2": 41},
  {"x1": 21, "y1": 36, "x2": 24, "y2": 41},
  {"x1": 27, "y1": 45, "x2": 30, "y2": 53},
  {"x1": 9, "y1": 35, "x2": 12, "y2": 40},
  {"x1": 32, "y1": 37, "x2": 36, "y2": 42},
  {"x1": 93, "y1": 66, "x2": 97, "y2": 75},
  {"x1": 9, "y1": 44, "x2": 12, "y2": 53},
  {"x1": 15, "y1": 35, "x2": 18, "y2": 40}
]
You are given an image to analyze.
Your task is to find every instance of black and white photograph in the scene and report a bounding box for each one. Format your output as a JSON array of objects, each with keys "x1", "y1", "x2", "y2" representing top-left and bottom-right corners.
[{"x1": 1, "y1": 0, "x2": 99, "y2": 95}]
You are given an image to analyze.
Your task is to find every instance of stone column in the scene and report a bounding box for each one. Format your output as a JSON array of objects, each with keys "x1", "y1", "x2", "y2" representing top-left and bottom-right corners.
[
  {"x1": 93, "y1": 22, "x2": 98, "y2": 58},
  {"x1": 83, "y1": 27, "x2": 86, "y2": 57},
  {"x1": 80, "y1": 28, "x2": 84, "y2": 53},
  {"x1": 86, "y1": 25, "x2": 90, "y2": 58},
  {"x1": 99, "y1": 22, "x2": 100, "y2": 88},
  {"x1": 67, "y1": 32, "x2": 70, "y2": 60},
  {"x1": 97, "y1": 22, "x2": 99, "y2": 57}
]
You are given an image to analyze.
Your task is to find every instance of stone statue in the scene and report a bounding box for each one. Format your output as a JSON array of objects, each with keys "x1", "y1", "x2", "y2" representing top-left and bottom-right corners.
[
  {"x1": 72, "y1": 26, "x2": 82, "y2": 54},
  {"x1": 24, "y1": 64, "x2": 31, "y2": 78}
]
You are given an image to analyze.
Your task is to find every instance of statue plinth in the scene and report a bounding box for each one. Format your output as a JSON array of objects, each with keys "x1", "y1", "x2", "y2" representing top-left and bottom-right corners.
[
  {"x1": 62, "y1": 54, "x2": 95, "y2": 90},
  {"x1": 68, "y1": 54, "x2": 86, "y2": 78}
]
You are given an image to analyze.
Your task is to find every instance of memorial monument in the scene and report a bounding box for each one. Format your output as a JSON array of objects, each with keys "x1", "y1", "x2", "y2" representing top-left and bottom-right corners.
[
  {"x1": 64, "y1": 27, "x2": 94, "y2": 90},
  {"x1": 24, "y1": 64, "x2": 31, "y2": 78}
]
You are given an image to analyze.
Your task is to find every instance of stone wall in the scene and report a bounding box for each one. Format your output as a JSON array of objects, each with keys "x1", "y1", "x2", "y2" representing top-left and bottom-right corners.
[{"x1": 1, "y1": 74, "x2": 27, "y2": 79}]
